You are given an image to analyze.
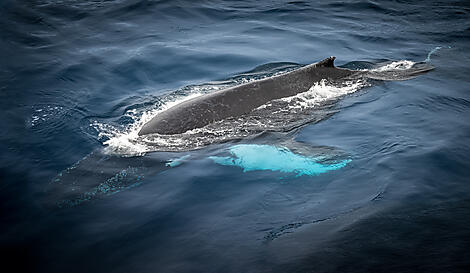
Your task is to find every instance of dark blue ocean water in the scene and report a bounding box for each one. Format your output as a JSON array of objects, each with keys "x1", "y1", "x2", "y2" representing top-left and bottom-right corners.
[{"x1": 1, "y1": 0, "x2": 470, "y2": 272}]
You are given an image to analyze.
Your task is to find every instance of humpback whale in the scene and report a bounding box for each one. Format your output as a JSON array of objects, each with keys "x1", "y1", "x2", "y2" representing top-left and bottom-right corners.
[
  {"x1": 46, "y1": 57, "x2": 435, "y2": 207},
  {"x1": 138, "y1": 57, "x2": 432, "y2": 136}
]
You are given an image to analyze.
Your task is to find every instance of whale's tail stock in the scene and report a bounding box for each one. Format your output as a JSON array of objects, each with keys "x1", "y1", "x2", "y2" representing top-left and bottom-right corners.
[{"x1": 365, "y1": 60, "x2": 434, "y2": 81}]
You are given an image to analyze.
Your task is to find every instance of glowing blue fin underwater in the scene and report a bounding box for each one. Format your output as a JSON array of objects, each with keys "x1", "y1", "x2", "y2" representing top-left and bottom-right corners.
[{"x1": 209, "y1": 144, "x2": 351, "y2": 177}]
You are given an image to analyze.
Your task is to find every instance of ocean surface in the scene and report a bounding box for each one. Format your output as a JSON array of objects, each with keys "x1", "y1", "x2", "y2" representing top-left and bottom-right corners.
[{"x1": 1, "y1": 0, "x2": 470, "y2": 272}]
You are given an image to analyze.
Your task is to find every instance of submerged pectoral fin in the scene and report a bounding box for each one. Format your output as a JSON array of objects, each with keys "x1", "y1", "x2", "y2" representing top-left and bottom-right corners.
[{"x1": 209, "y1": 144, "x2": 351, "y2": 177}]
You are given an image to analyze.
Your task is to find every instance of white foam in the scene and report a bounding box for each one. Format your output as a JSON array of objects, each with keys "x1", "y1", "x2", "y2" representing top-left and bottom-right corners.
[
  {"x1": 95, "y1": 92, "x2": 204, "y2": 156},
  {"x1": 371, "y1": 60, "x2": 415, "y2": 72},
  {"x1": 279, "y1": 79, "x2": 367, "y2": 110}
]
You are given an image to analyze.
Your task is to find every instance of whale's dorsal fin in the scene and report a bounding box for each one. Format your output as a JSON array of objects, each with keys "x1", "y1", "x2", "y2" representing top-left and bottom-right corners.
[{"x1": 316, "y1": 56, "x2": 336, "y2": 67}]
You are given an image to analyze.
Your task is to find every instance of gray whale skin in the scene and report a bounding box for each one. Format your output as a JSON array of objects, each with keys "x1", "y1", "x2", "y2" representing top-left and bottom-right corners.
[{"x1": 138, "y1": 57, "x2": 359, "y2": 136}]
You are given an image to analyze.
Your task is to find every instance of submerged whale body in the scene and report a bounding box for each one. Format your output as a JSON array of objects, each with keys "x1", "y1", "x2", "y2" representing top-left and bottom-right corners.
[{"x1": 138, "y1": 57, "x2": 432, "y2": 136}]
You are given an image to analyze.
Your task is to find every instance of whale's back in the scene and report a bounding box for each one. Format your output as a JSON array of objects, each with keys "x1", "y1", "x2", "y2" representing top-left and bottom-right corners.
[{"x1": 138, "y1": 57, "x2": 359, "y2": 136}]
